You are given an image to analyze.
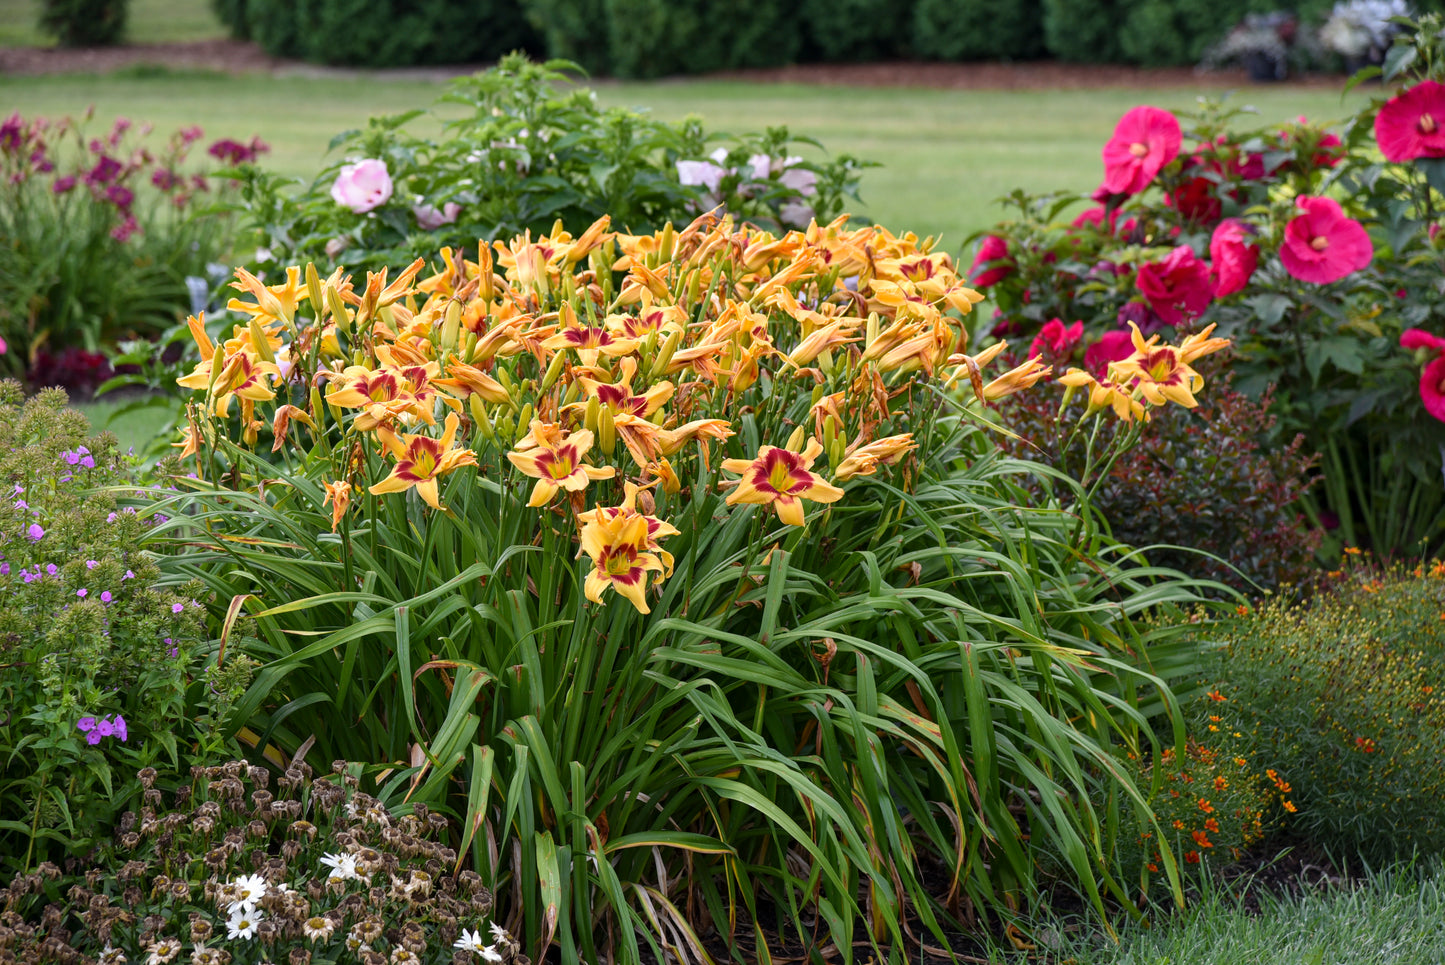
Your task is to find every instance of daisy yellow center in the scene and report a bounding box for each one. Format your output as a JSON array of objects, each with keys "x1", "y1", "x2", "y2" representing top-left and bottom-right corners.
[
  {"x1": 1129, "y1": 142, "x2": 1149, "y2": 158},
  {"x1": 1310, "y1": 236, "x2": 1330, "y2": 251}
]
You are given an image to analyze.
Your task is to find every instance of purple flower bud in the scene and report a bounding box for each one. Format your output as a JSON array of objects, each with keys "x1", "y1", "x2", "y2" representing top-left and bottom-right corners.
[
  {"x1": 123, "y1": 570, "x2": 134, "y2": 580},
  {"x1": 106, "y1": 512, "x2": 117, "y2": 523},
  {"x1": 114, "y1": 716, "x2": 127, "y2": 742}
]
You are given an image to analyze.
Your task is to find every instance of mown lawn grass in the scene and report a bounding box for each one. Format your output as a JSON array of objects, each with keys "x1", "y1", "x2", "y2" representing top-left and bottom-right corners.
[
  {"x1": 2, "y1": 70, "x2": 1369, "y2": 243},
  {"x1": 1045, "y1": 858, "x2": 1445, "y2": 965},
  {"x1": 0, "y1": 0, "x2": 224, "y2": 46}
]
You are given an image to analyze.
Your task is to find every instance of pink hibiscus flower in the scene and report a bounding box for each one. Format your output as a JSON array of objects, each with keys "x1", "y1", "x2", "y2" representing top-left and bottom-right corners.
[
  {"x1": 968, "y1": 234, "x2": 1014, "y2": 287},
  {"x1": 1028, "y1": 319, "x2": 1084, "y2": 361},
  {"x1": 1085, "y1": 330, "x2": 1137, "y2": 378},
  {"x1": 1280, "y1": 196, "x2": 1373, "y2": 285},
  {"x1": 1374, "y1": 81, "x2": 1445, "y2": 163},
  {"x1": 1401, "y1": 328, "x2": 1445, "y2": 422},
  {"x1": 1209, "y1": 219, "x2": 1260, "y2": 298},
  {"x1": 1136, "y1": 245, "x2": 1214, "y2": 325},
  {"x1": 1101, "y1": 106, "x2": 1182, "y2": 197}
]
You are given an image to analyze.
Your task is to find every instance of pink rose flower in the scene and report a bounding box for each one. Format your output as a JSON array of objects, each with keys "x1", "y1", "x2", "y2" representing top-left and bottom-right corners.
[
  {"x1": 330, "y1": 159, "x2": 393, "y2": 214},
  {"x1": 1280, "y1": 196, "x2": 1372, "y2": 285},
  {"x1": 1209, "y1": 219, "x2": 1259, "y2": 298},
  {"x1": 1101, "y1": 106, "x2": 1181, "y2": 197},
  {"x1": 412, "y1": 201, "x2": 461, "y2": 230},
  {"x1": 1136, "y1": 245, "x2": 1213, "y2": 325}
]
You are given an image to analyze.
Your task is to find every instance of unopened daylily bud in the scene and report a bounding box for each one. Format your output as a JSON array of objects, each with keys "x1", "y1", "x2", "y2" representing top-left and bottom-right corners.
[
  {"x1": 597, "y1": 405, "x2": 617, "y2": 455},
  {"x1": 326, "y1": 285, "x2": 352, "y2": 335},
  {"x1": 469, "y1": 395, "x2": 496, "y2": 444},
  {"x1": 441, "y1": 300, "x2": 462, "y2": 352},
  {"x1": 658, "y1": 222, "x2": 676, "y2": 264},
  {"x1": 248, "y1": 318, "x2": 275, "y2": 364},
  {"x1": 785, "y1": 424, "x2": 807, "y2": 452},
  {"x1": 477, "y1": 242, "x2": 495, "y2": 303},
  {"x1": 648, "y1": 328, "x2": 681, "y2": 382},
  {"x1": 583, "y1": 395, "x2": 601, "y2": 433},
  {"x1": 828, "y1": 433, "x2": 847, "y2": 471},
  {"x1": 540, "y1": 350, "x2": 567, "y2": 394},
  {"x1": 515, "y1": 402, "x2": 534, "y2": 436},
  {"x1": 305, "y1": 264, "x2": 324, "y2": 322}
]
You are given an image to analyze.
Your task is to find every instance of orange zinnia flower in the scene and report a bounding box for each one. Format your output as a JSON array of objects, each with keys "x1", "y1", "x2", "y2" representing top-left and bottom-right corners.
[
  {"x1": 722, "y1": 439, "x2": 844, "y2": 527},
  {"x1": 506, "y1": 421, "x2": 615, "y2": 507},
  {"x1": 369, "y1": 412, "x2": 477, "y2": 511}
]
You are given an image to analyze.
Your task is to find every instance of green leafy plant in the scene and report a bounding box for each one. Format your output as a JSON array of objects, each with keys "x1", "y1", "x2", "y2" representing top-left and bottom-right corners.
[
  {"x1": 0, "y1": 386, "x2": 248, "y2": 873},
  {"x1": 1204, "y1": 557, "x2": 1445, "y2": 861},
  {"x1": 231, "y1": 55, "x2": 869, "y2": 280}
]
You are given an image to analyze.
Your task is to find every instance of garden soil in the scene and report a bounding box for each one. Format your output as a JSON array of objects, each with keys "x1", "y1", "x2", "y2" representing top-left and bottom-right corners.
[{"x1": 0, "y1": 39, "x2": 1347, "y2": 89}]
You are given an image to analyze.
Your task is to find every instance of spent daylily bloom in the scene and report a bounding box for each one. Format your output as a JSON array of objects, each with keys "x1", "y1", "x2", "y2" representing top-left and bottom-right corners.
[
  {"x1": 722, "y1": 439, "x2": 845, "y2": 527},
  {"x1": 506, "y1": 422, "x2": 615, "y2": 507},
  {"x1": 370, "y1": 412, "x2": 478, "y2": 511},
  {"x1": 578, "y1": 511, "x2": 666, "y2": 614},
  {"x1": 833, "y1": 433, "x2": 916, "y2": 482},
  {"x1": 322, "y1": 479, "x2": 353, "y2": 533}
]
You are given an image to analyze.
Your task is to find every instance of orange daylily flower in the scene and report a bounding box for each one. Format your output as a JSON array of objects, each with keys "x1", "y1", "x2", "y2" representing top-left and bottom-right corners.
[
  {"x1": 505, "y1": 421, "x2": 615, "y2": 507},
  {"x1": 369, "y1": 412, "x2": 478, "y2": 511},
  {"x1": 722, "y1": 439, "x2": 844, "y2": 527},
  {"x1": 1057, "y1": 368, "x2": 1148, "y2": 422},
  {"x1": 228, "y1": 266, "x2": 309, "y2": 325},
  {"x1": 833, "y1": 433, "x2": 916, "y2": 482},
  {"x1": 1109, "y1": 323, "x2": 1213, "y2": 410}
]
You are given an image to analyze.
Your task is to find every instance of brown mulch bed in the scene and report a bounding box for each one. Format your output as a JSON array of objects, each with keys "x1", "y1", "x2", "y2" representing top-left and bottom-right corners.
[{"x1": 2, "y1": 39, "x2": 1349, "y2": 91}]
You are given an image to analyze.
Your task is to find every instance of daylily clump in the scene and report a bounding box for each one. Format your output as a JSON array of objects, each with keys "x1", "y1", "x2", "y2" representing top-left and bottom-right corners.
[{"x1": 176, "y1": 210, "x2": 1229, "y2": 614}]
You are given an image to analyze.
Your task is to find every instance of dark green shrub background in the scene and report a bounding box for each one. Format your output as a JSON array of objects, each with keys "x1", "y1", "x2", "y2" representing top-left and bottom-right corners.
[
  {"x1": 38, "y1": 0, "x2": 127, "y2": 46},
  {"x1": 913, "y1": 0, "x2": 1044, "y2": 61}
]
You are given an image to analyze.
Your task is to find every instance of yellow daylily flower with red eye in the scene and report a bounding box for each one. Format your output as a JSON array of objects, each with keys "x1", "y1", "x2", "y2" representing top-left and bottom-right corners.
[
  {"x1": 577, "y1": 481, "x2": 680, "y2": 579},
  {"x1": 369, "y1": 412, "x2": 478, "y2": 511},
  {"x1": 722, "y1": 439, "x2": 845, "y2": 527},
  {"x1": 573, "y1": 358, "x2": 674, "y2": 419},
  {"x1": 228, "y1": 266, "x2": 308, "y2": 325},
  {"x1": 541, "y1": 319, "x2": 638, "y2": 367},
  {"x1": 324, "y1": 362, "x2": 440, "y2": 431},
  {"x1": 505, "y1": 421, "x2": 615, "y2": 507},
  {"x1": 578, "y1": 511, "x2": 665, "y2": 614},
  {"x1": 1057, "y1": 368, "x2": 1148, "y2": 422},
  {"x1": 1109, "y1": 322, "x2": 1206, "y2": 410},
  {"x1": 433, "y1": 355, "x2": 512, "y2": 407},
  {"x1": 177, "y1": 348, "x2": 279, "y2": 418}
]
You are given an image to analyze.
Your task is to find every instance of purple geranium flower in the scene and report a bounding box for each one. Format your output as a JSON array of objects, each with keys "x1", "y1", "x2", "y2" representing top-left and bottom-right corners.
[
  {"x1": 100, "y1": 590, "x2": 112, "y2": 603},
  {"x1": 95, "y1": 718, "x2": 114, "y2": 738},
  {"x1": 76, "y1": 588, "x2": 86, "y2": 598},
  {"x1": 171, "y1": 603, "x2": 184, "y2": 614}
]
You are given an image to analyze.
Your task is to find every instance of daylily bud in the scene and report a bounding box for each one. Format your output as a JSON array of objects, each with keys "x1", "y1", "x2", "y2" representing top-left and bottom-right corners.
[
  {"x1": 470, "y1": 395, "x2": 496, "y2": 445},
  {"x1": 584, "y1": 395, "x2": 601, "y2": 433},
  {"x1": 515, "y1": 402, "x2": 534, "y2": 437},
  {"x1": 326, "y1": 285, "x2": 352, "y2": 337},
  {"x1": 597, "y1": 405, "x2": 617, "y2": 455},
  {"x1": 248, "y1": 318, "x2": 275, "y2": 364},
  {"x1": 785, "y1": 424, "x2": 807, "y2": 452},
  {"x1": 540, "y1": 350, "x2": 567, "y2": 395},
  {"x1": 477, "y1": 242, "x2": 495, "y2": 303},
  {"x1": 441, "y1": 300, "x2": 462, "y2": 353},
  {"x1": 648, "y1": 328, "x2": 681, "y2": 382},
  {"x1": 305, "y1": 264, "x2": 325, "y2": 323}
]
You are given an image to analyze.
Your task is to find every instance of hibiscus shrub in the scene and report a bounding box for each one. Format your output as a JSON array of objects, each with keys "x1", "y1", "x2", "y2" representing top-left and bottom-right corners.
[
  {"x1": 0, "y1": 385, "x2": 248, "y2": 874},
  {"x1": 966, "y1": 25, "x2": 1445, "y2": 558},
  {"x1": 233, "y1": 55, "x2": 869, "y2": 279},
  {"x1": 0, "y1": 111, "x2": 256, "y2": 389},
  {"x1": 1204, "y1": 558, "x2": 1445, "y2": 862}
]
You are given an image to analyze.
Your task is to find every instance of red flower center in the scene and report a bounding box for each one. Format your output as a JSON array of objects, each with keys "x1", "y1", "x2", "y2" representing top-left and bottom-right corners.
[
  {"x1": 1422, "y1": 113, "x2": 1438, "y2": 135},
  {"x1": 1310, "y1": 235, "x2": 1330, "y2": 251},
  {"x1": 1129, "y1": 142, "x2": 1149, "y2": 158}
]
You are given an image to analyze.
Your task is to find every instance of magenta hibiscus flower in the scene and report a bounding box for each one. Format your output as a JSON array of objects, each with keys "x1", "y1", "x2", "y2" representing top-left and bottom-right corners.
[
  {"x1": 968, "y1": 234, "x2": 1014, "y2": 287},
  {"x1": 1136, "y1": 245, "x2": 1214, "y2": 325},
  {"x1": 1280, "y1": 196, "x2": 1373, "y2": 284},
  {"x1": 1085, "y1": 330, "x2": 1137, "y2": 378},
  {"x1": 1374, "y1": 81, "x2": 1445, "y2": 163},
  {"x1": 1101, "y1": 106, "x2": 1182, "y2": 197},
  {"x1": 1401, "y1": 328, "x2": 1445, "y2": 423},
  {"x1": 1209, "y1": 219, "x2": 1260, "y2": 298}
]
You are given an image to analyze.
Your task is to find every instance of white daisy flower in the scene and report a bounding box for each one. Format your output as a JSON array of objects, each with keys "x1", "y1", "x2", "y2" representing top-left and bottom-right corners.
[
  {"x1": 303, "y1": 916, "x2": 335, "y2": 942},
  {"x1": 144, "y1": 938, "x2": 182, "y2": 965},
  {"x1": 453, "y1": 929, "x2": 485, "y2": 954},
  {"x1": 228, "y1": 873, "x2": 267, "y2": 913},
  {"x1": 319, "y1": 851, "x2": 360, "y2": 881},
  {"x1": 488, "y1": 923, "x2": 508, "y2": 943},
  {"x1": 480, "y1": 946, "x2": 503, "y2": 964},
  {"x1": 227, "y1": 908, "x2": 264, "y2": 940}
]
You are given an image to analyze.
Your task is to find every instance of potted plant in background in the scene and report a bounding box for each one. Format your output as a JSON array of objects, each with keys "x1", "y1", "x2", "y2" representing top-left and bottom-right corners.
[
  {"x1": 1320, "y1": 0, "x2": 1411, "y2": 73},
  {"x1": 1201, "y1": 11, "x2": 1310, "y2": 82}
]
